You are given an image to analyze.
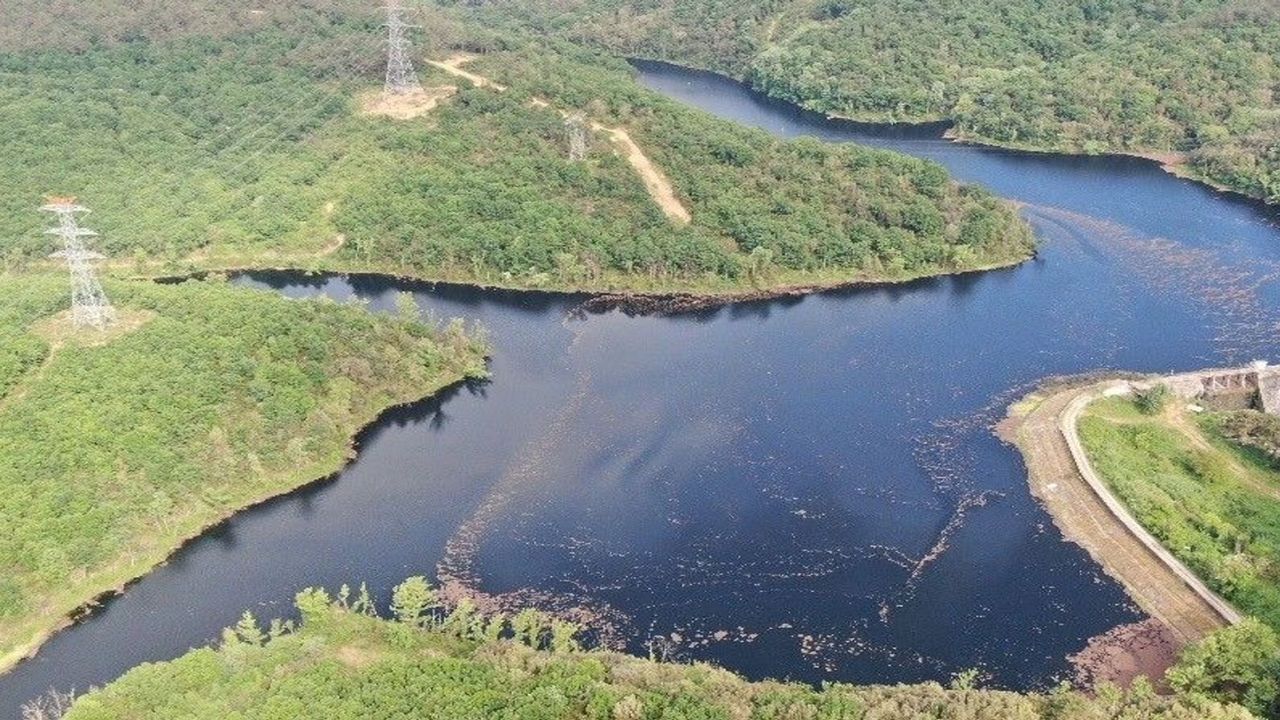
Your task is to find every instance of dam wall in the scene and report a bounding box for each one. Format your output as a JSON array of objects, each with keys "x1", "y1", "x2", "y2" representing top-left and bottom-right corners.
[{"x1": 1159, "y1": 363, "x2": 1280, "y2": 415}]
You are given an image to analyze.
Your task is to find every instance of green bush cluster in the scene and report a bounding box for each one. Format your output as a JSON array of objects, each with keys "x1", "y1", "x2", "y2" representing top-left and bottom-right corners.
[
  {"x1": 0, "y1": 275, "x2": 487, "y2": 660},
  {"x1": 60, "y1": 583, "x2": 1253, "y2": 719},
  {"x1": 1134, "y1": 384, "x2": 1171, "y2": 415},
  {"x1": 470, "y1": 0, "x2": 1280, "y2": 204}
]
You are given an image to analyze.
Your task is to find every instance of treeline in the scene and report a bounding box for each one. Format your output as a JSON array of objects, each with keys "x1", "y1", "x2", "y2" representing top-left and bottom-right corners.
[
  {"x1": 0, "y1": 275, "x2": 487, "y2": 666},
  {"x1": 460, "y1": 0, "x2": 1280, "y2": 204},
  {"x1": 59, "y1": 578, "x2": 1260, "y2": 719},
  {"x1": 0, "y1": 9, "x2": 1032, "y2": 294}
]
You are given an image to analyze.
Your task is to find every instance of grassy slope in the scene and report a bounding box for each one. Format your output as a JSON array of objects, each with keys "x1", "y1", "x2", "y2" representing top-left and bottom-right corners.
[
  {"x1": 1078, "y1": 398, "x2": 1280, "y2": 631},
  {"x1": 470, "y1": 0, "x2": 1280, "y2": 205},
  {"x1": 62, "y1": 591, "x2": 1250, "y2": 720},
  {"x1": 0, "y1": 275, "x2": 487, "y2": 669},
  {"x1": 0, "y1": 7, "x2": 1033, "y2": 296}
]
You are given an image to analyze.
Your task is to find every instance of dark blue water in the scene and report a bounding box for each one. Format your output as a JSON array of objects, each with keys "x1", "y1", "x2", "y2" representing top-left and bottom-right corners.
[{"x1": 4, "y1": 62, "x2": 1280, "y2": 715}]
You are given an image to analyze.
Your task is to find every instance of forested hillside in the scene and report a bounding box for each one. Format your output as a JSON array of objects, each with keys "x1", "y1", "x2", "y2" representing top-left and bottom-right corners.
[
  {"x1": 0, "y1": 2, "x2": 1032, "y2": 296},
  {"x1": 469, "y1": 0, "x2": 1280, "y2": 204},
  {"x1": 0, "y1": 275, "x2": 487, "y2": 669},
  {"x1": 58, "y1": 581, "x2": 1257, "y2": 719}
]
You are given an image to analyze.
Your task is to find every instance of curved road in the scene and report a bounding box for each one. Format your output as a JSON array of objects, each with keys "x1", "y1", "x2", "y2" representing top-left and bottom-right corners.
[{"x1": 1005, "y1": 378, "x2": 1238, "y2": 646}]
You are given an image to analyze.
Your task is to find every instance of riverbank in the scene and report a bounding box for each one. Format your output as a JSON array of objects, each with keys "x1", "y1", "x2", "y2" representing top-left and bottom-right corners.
[
  {"x1": 56, "y1": 585, "x2": 1253, "y2": 720},
  {"x1": 937, "y1": 128, "x2": 1270, "y2": 207},
  {"x1": 621, "y1": 56, "x2": 1274, "y2": 208},
  {"x1": 0, "y1": 276, "x2": 489, "y2": 674},
  {"x1": 95, "y1": 244, "x2": 1029, "y2": 316},
  {"x1": 999, "y1": 375, "x2": 1237, "y2": 684}
]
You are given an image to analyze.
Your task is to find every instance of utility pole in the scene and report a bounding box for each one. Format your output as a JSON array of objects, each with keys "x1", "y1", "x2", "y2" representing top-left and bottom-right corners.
[
  {"x1": 565, "y1": 112, "x2": 589, "y2": 162},
  {"x1": 383, "y1": 0, "x2": 422, "y2": 96},
  {"x1": 41, "y1": 197, "x2": 116, "y2": 330}
]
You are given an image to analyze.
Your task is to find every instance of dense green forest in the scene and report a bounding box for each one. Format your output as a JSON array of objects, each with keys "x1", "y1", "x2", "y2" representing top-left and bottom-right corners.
[
  {"x1": 466, "y1": 0, "x2": 1280, "y2": 204},
  {"x1": 0, "y1": 3, "x2": 1032, "y2": 295},
  {"x1": 1079, "y1": 397, "x2": 1280, "y2": 642},
  {"x1": 58, "y1": 579, "x2": 1260, "y2": 719},
  {"x1": 0, "y1": 275, "x2": 487, "y2": 669}
]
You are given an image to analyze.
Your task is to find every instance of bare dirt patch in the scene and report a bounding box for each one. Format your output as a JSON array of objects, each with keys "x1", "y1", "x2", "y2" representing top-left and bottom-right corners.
[
  {"x1": 335, "y1": 644, "x2": 384, "y2": 670},
  {"x1": 359, "y1": 86, "x2": 458, "y2": 120},
  {"x1": 1069, "y1": 618, "x2": 1178, "y2": 691},
  {"x1": 0, "y1": 308, "x2": 156, "y2": 413},
  {"x1": 30, "y1": 308, "x2": 156, "y2": 349}
]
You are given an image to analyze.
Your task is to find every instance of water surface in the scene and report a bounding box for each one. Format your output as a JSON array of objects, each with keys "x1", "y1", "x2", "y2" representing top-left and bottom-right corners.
[{"x1": 4, "y1": 61, "x2": 1280, "y2": 716}]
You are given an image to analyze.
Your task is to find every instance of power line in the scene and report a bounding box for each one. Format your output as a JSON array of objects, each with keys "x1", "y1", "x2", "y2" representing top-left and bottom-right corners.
[
  {"x1": 41, "y1": 197, "x2": 115, "y2": 330},
  {"x1": 384, "y1": 0, "x2": 424, "y2": 96},
  {"x1": 565, "y1": 112, "x2": 589, "y2": 162}
]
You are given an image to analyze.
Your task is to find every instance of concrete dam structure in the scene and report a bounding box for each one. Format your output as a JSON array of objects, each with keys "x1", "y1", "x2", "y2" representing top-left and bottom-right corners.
[{"x1": 1162, "y1": 362, "x2": 1280, "y2": 415}]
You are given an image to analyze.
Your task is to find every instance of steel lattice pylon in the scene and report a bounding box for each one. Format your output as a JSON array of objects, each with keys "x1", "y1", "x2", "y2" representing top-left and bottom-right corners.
[
  {"x1": 383, "y1": 0, "x2": 422, "y2": 96},
  {"x1": 565, "y1": 112, "x2": 589, "y2": 162},
  {"x1": 41, "y1": 198, "x2": 116, "y2": 330}
]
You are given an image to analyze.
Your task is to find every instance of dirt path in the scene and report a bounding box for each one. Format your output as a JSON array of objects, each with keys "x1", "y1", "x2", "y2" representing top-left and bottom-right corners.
[
  {"x1": 589, "y1": 121, "x2": 691, "y2": 224},
  {"x1": 426, "y1": 53, "x2": 506, "y2": 91},
  {"x1": 426, "y1": 54, "x2": 691, "y2": 224},
  {"x1": 1003, "y1": 380, "x2": 1235, "y2": 649}
]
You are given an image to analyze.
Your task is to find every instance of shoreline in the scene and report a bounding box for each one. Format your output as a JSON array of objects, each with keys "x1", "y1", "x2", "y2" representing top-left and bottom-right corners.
[
  {"x1": 625, "y1": 57, "x2": 1273, "y2": 207},
  {"x1": 117, "y1": 248, "x2": 1032, "y2": 316},
  {"x1": 938, "y1": 128, "x2": 1268, "y2": 206},
  {"x1": 0, "y1": 372, "x2": 477, "y2": 677},
  {"x1": 999, "y1": 373, "x2": 1238, "y2": 684}
]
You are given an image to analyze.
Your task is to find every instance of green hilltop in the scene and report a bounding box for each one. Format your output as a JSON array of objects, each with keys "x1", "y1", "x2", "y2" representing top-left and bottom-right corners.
[{"x1": 0, "y1": 4, "x2": 1032, "y2": 296}]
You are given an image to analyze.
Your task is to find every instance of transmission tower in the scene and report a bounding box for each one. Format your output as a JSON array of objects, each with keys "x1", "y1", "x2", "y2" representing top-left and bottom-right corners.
[
  {"x1": 41, "y1": 197, "x2": 116, "y2": 330},
  {"x1": 383, "y1": 0, "x2": 423, "y2": 96},
  {"x1": 565, "y1": 112, "x2": 589, "y2": 162}
]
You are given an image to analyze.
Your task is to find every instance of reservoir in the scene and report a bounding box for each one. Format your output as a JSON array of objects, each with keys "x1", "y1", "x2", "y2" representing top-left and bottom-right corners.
[{"x1": 3, "y1": 61, "x2": 1280, "y2": 715}]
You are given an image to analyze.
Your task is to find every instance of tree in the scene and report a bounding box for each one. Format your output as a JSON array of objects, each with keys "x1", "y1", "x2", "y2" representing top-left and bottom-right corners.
[
  {"x1": 512, "y1": 608, "x2": 547, "y2": 648},
  {"x1": 233, "y1": 610, "x2": 267, "y2": 646},
  {"x1": 550, "y1": 619, "x2": 580, "y2": 653},
  {"x1": 394, "y1": 292, "x2": 419, "y2": 324},
  {"x1": 444, "y1": 597, "x2": 483, "y2": 639},
  {"x1": 1135, "y1": 383, "x2": 1171, "y2": 415},
  {"x1": 390, "y1": 576, "x2": 439, "y2": 627},
  {"x1": 1167, "y1": 619, "x2": 1280, "y2": 718}
]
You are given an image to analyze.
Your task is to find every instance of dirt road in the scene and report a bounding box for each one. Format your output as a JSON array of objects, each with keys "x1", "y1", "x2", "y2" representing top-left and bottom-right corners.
[
  {"x1": 426, "y1": 54, "x2": 691, "y2": 224},
  {"x1": 1003, "y1": 380, "x2": 1236, "y2": 646}
]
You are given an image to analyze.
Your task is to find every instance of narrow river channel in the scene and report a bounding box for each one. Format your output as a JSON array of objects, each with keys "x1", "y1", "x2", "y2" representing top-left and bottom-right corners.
[{"x1": 3, "y1": 61, "x2": 1280, "y2": 715}]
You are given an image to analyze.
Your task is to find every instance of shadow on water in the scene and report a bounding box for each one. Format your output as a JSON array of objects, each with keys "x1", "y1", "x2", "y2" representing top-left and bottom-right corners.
[{"x1": 6, "y1": 60, "x2": 1280, "y2": 720}]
